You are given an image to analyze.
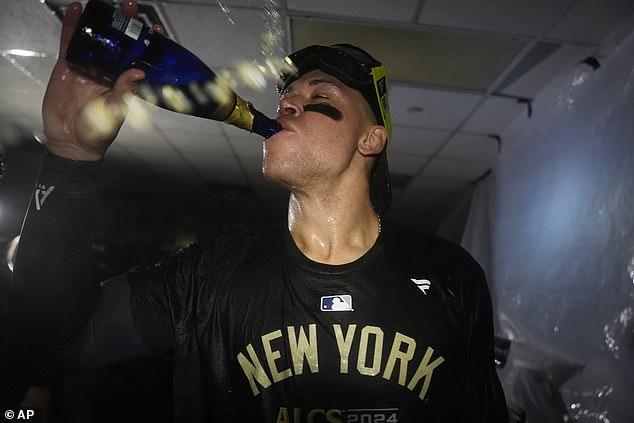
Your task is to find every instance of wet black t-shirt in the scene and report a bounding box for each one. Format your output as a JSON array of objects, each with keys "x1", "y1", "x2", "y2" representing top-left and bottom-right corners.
[{"x1": 128, "y1": 222, "x2": 507, "y2": 423}]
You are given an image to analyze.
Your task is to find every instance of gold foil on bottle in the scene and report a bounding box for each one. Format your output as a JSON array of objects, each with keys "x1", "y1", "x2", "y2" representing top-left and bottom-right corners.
[{"x1": 222, "y1": 95, "x2": 255, "y2": 132}]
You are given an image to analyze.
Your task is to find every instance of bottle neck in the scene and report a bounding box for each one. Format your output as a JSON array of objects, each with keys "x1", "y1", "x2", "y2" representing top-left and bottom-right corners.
[{"x1": 222, "y1": 96, "x2": 281, "y2": 138}]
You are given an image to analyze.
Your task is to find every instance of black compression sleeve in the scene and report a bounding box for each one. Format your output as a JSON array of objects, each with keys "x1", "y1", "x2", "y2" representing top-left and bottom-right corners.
[
  {"x1": 1, "y1": 152, "x2": 148, "y2": 397},
  {"x1": 2, "y1": 152, "x2": 103, "y2": 389}
]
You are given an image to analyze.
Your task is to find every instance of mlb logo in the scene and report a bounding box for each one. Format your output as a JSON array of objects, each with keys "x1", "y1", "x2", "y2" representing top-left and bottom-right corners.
[{"x1": 321, "y1": 295, "x2": 353, "y2": 312}]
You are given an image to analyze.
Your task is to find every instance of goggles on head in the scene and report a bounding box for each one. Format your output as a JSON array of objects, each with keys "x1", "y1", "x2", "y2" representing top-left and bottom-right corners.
[{"x1": 278, "y1": 44, "x2": 392, "y2": 142}]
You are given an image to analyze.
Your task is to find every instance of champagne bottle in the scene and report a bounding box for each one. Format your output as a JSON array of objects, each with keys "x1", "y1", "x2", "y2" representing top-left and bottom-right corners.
[{"x1": 66, "y1": 0, "x2": 281, "y2": 138}]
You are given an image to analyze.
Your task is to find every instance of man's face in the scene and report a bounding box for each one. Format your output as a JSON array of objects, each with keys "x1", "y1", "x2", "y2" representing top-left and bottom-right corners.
[{"x1": 263, "y1": 69, "x2": 376, "y2": 191}]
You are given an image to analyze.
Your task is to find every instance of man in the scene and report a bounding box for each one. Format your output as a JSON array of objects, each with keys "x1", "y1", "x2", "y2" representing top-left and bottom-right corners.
[{"x1": 2, "y1": 1, "x2": 508, "y2": 422}]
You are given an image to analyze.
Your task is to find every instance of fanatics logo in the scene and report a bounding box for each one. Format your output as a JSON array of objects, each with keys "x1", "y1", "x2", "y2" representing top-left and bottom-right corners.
[
  {"x1": 410, "y1": 278, "x2": 431, "y2": 295},
  {"x1": 35, "y1": 184, "x2": 55, "y2": 211},
  {"x1": 321, "y1": 295, "x2": 353, "y2": 312}
]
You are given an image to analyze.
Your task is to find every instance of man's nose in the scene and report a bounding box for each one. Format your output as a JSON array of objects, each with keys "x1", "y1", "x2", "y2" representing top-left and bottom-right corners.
[{"x1": 277, "y1": 96, "x2": 301, "y2": 117}]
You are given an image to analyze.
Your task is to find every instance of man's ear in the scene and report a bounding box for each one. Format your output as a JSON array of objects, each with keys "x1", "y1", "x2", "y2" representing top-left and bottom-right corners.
[{"x1": 358, "y1": 125, "x2": 387, "y2": 156}]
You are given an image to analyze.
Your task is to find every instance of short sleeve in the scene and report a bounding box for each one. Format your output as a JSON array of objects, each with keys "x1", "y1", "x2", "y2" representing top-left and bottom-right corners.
[{"x1": 127, "y1": 241, "x2": 209, "y2": 355}]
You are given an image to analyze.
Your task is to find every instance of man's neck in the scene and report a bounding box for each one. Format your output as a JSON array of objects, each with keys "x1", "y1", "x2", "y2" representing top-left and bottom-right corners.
[{"x1": 287, "y1": 190, "x2": 380, "y2": 265}]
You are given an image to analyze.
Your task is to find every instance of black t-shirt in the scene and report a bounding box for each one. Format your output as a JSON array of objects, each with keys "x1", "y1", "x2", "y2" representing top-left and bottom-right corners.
[{"x1": 128, "y1": 222, "x2": 507, "y2": 423}]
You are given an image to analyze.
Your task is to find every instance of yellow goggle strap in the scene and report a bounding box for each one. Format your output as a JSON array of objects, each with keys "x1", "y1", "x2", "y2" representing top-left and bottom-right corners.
[{"x1": 370, "y1": 65, "x2": 391, "y2": 144}]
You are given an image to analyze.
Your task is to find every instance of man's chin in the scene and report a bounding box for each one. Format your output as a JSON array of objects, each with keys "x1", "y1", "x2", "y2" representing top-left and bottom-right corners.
[{"x1": 262, "y1": 167, "x2": 294, "y2": 191}]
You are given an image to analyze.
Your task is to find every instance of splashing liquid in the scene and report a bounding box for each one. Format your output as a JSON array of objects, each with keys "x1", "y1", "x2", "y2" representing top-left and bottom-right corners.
[
  {"x1": 216, "y1": 0, "x2": 235, "y2": 25},
  {"x1": 217, "y1": 0, "x2": 295, "y2": 93}
]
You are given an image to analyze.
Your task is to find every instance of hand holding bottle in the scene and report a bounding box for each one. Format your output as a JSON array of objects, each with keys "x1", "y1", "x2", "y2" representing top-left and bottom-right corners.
[{"x1": 42, "y1": 1, "x2": 161, "y2": 161}]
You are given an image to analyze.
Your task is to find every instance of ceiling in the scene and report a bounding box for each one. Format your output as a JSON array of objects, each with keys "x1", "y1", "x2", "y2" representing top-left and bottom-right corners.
[{"x1": 1, "y1": 0, "x2": 633, "y2": 241}]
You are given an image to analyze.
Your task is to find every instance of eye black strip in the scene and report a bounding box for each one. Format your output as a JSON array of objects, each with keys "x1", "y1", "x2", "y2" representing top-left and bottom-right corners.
[{"x1": 304, "y1": 103, "x2": 342, "y2": 121}]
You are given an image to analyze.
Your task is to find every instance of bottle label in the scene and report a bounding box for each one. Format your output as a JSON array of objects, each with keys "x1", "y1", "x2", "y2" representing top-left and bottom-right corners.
[
  {"x1": 124, "y1": 18, "x2": 143, "y2": 40},
  {"x1": 111, "y1": 9, "x2": 143, "y2": 41}
]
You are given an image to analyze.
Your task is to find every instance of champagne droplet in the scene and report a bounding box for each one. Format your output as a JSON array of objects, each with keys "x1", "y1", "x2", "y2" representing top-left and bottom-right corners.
[
  {"x1": 161, "y1": 85, "x2": 192, "y2": 113},
  {"x1": 124, "y1": 93, "x2": 152, "y2": 130},
  {"x1": 216, "y1": 0, "x2": 235, "y2": 25},
  {"x1": 235, "y1": 61, "x2": 268, "y2": 91},
  {"x1": 80, "y1": 97, "x2": 120, "y2": 139},
  {"x1": 138, "y1": 83, "x2": 158, "y2": 106},
  {"x1": 188, "y1": 82, "x2": 210, "y2": 105},
  {"x1": 205, "y1": 78, "x2": 234, "y2": 105}
]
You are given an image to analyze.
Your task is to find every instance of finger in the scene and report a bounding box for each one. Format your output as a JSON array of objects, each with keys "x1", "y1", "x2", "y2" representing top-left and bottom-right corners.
[
  {"x1": 107, "y1": 68, "x2": 146, "y2": 109},
  {"x1": 121, "y1": 0, "x2": 139, "y2": 17},
  {"x1": 59, "y1": 2, "x2": 82, "y2": 58}
]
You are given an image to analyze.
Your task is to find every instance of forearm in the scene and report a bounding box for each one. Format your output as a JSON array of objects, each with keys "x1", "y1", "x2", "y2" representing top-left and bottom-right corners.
[{"x1": 6, "y1": 151, "x2": 102, "y2": 385}]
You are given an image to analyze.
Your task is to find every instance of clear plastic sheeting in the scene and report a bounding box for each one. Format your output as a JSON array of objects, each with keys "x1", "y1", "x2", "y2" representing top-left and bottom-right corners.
[{"x1": 463, "y1": 18, "x2": 634, "y2": 423}]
